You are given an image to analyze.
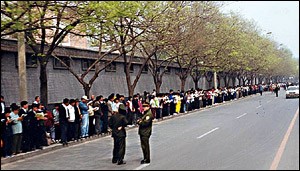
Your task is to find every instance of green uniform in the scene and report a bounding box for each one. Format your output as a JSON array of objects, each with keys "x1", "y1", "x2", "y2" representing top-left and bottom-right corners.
[
  {"x1": 138, "y1": 109, "x2": 153, "y2": 163},
  {"x1": 109, "y1": 113, "x2": 128, "y2": 163}
]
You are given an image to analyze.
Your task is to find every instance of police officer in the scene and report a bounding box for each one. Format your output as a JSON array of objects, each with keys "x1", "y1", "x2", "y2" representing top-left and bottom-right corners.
[
  {"x1": 137, "y1": 102, "x2": 153, "y2": 164},
  {"x1": 108, "y1": 103, "x2": 128, "y2": 165},
  {"x1": 274, "y1": 84, "x2": 280, "y2": 97}
]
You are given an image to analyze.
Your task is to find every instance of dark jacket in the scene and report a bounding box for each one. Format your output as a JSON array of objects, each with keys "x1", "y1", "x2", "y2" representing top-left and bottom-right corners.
[
  {"x1": 58, "y1": 104, "x2": 69, "y2": 123},
  {"x1": 1, "y1": 114, "x2": 13, "y2": 137},
  {"x1": 26, "y1": 110, "x2": 39, "y2": 130},
  {"x1": 93, "y1": 101, "x2": 102, "y2": 116},
  {"x1": 138, "y1": 109, "x2": 153, "y2": 137},
  {"x1": 74, "y1": 105, "x2": 81, "y2": 124},
  {"x1": 132, "y1": 99, "x2": 139, "y2": 111},
  {"x1": 108, "y1": 113, "x2": 128, "y2": 138},
  {"x1": 19, "y1": 108, "x2": 29, "y2": 131}
]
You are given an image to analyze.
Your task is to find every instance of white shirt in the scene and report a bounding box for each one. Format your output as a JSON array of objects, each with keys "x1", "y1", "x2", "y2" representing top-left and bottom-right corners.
[
  {"x1": 1, "y1": 102, "x2": 4, "y2": 113},
  {"x1": 127, "y1": 100, "x2": 133, "y2": 111},
  {"x1": 22, "y1": 108, "x2": 27, "y2": 113},
  {"x1": 62, "y1": 103, "x2": 69, "y2": 118},
  {"x1": 68, "y1": 105, "x2": 75, "y2": 122},
  {"x1": 150, "y1": 99, "x2": 156, "y2": 108}
]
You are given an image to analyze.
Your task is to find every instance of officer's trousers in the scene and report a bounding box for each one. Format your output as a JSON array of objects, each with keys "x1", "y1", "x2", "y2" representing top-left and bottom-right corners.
[
  {"x1": 113, "y1": 136, "x2": 126, "y2": 161},
  {"x1": 140, "y1": 136, "x2": 150, "y2": 162}
]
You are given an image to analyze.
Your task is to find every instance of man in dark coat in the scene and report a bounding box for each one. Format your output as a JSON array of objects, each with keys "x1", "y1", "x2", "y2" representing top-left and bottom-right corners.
[
  {"x1": 108, "y1": 103, "x2": 128, "y2": 165},
  {"x1": 27, "y1": 103, "x2": 40, "y2": 150},
  {"x1": 18, "y1": 101, "x2": 31, "y2": 152},
  {"x1": 274, "y1": 84, "x2": 280, "y2": 97},
  {"x1": 137, "y1": 102, "x2": 153, "y2": 164},
  {"x1": 58, "y1": 98, "x2": 69, "y2": 146}
]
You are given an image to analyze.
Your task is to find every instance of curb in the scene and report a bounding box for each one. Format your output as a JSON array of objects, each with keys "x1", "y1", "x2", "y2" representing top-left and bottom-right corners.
[{"x1": 1, "y1": 93, "x2": 259, "y2": 165}]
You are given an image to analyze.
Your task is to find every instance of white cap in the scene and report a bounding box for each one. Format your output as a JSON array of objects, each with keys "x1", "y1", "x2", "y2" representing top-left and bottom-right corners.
[{"x1": 82, "y1": 95, "x2": 88, "y2": 100}]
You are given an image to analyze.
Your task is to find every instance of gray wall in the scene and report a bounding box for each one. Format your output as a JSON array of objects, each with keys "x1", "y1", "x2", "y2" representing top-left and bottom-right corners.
[{"x1": 1, "y1": 51, "x2": 214, "y2": 105}]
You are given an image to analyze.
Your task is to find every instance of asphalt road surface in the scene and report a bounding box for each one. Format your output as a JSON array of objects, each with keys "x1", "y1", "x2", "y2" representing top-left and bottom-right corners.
[{"x1": 1, "y1": 89, "x2": 299, "y2": 170}]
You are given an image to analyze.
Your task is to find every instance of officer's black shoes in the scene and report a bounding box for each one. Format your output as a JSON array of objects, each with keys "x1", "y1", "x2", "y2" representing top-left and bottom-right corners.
[
  {"x1": 140, "y1": 160, "x2": 150, "y2": 164},
  {"x1": 112, "y1": 159, "x2": 117, "y2": 164},
  {"x1": 117, "y1": 160, "x2": 126, "y2": 165}
]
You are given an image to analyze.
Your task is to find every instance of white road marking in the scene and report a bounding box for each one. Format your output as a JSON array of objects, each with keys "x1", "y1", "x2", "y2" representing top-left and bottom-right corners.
[
  {"x1": 236, "y1": 113, "x2": 247, "y2": 119},
  {"x1": 256, "y1": 105, "x2": 262, "y2": 109},
  {"x1": 134, "y1": 164, "x2": 150, "y2": 170},
  {"x1": 197, "y1": 127, "x2": 219, "y2": 139},
  {"x1": 270, "y1": 107, "x2": 299, "y2": 170}
]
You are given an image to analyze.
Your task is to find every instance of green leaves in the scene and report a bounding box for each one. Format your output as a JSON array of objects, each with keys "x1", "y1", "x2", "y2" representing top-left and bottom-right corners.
[{"x1": 1, "y1": 1, "x2": 296, "y2": 80}]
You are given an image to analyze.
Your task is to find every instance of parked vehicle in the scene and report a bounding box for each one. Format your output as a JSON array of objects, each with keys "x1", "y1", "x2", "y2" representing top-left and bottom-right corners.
[{"x1": 286, "y1": 86, "x2": 299, "y2": 98}]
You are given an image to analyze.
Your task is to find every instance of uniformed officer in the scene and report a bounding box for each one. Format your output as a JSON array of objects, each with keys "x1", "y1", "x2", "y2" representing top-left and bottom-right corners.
[
  {"x1": 108, "y1": 103, "x2": 128, "y2": 165},
  {"x1": 137, "y1": 102, "x2": 153, "y2": 164}
]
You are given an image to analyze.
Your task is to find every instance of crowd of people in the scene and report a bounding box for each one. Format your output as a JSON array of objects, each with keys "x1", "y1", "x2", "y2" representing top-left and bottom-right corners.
[{"x1": 1, "y1": 83, "x2": 274, "y2": 158}]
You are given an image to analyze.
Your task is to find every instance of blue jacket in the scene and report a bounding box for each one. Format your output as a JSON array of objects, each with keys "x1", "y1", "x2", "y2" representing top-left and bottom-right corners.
[{"x1": 79, "y1": 102, "x2": 89, "y2": 115}]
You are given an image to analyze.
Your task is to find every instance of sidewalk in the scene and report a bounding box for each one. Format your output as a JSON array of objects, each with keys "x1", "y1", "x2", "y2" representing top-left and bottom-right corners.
[{"x1": 1, "y1": 94, "x2": 259, "y2": 165}]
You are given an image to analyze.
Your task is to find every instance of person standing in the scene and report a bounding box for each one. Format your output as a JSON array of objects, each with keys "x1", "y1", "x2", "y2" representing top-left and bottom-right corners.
[
  {"x1": 126, "y1": 96, "x2": 134, "y2": 126},
  {"x1": 258, "y1": 84, "x2": 263, "y2": 96},
  {"x1": 59, "y1": 98, "x2": 70, "y2": 146},
  {"x1": 27, "y1": 104, "x2": 40, "y2": 150},
  {"x1": 274, "y1": 84, "x2": 280, "y2": 97},
  {"x1": 52, "y1": 103, "x2": 60, "y2": 142},
  {"x1": 132, "y1": 95, "x2": 140, "y2": 125},
  {"x1": 1, "y1": 107, "x2": 13, "y2": 158},
  {"x1": 0, "y1": 95, "x2": 5, "y2": 115},
  {"x1": 74, "y1": 99, "x2": 82, "y2": 141},
  {"x1": 169, "y1": 90, "x2": 175, "y2": 115},
  {"x1": 107, "y1": 94, "x2": 114, "y2": 123},
  {"x1": 10, "y1": 104, "x2": 23, "y2": 155},
  {"x1": 137, "y1": 102, "x2": 153, "y2": 164},
  {"x1": 108, "y1": 104, "x2": 128, "y2": 165},
  {"x1": 67, "y1": 99, "x2": 76, "y2": 141},
  {"x1": 36, "y1": 103, "x2": 48, "y2": 147},
  {"x1": 79, "y1": 96, "x2": 89, "y2": 138},
  {"x1": 100, "y1": 98, "x2": 109, "y2": 134},
  {"x1": 19, "y1": 101, "x2": 30, "y2": 152},
  {"x1": 93, "y1": 96, "x2": 103, "y2": 136},
  {"x1": 33, "y1": 96, "x2": 40, "y2": 104}
]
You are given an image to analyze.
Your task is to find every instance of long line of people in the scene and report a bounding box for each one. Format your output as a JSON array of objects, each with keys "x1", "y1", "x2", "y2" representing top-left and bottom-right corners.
[{"x1": 1, "y1": 84, "x2": 264, "y2": 158}]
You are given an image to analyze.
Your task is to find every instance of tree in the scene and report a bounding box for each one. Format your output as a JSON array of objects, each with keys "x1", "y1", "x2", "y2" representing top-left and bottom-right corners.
[
  {"x1": 166, "y1": 1, "x2": 221, "y2": 91},
  {"x1": 108, "y1": 1, "x2": 169, "y2": 96},
  {"x1": 51, "y1": 1, "x2": 146, "y2": 97},
  {"x1": 2, "y1": 1, "x2": 93, "y2": 106}
]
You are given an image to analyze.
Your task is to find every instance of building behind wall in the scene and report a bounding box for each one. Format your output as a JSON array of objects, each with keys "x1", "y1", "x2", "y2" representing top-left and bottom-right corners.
[{"x1": 2, "y1": 39, "x2": 223, "y2": 106}]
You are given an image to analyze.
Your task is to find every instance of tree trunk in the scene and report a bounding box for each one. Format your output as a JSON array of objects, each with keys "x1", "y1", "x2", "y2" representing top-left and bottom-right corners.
[
  {"x1": 180, "y1": 78, "x2": 187, "y2": 92},
  {"x1": 258, "y1": 77, "x2": 263, "y2": 84},
  {"x1": 128, "y1": 86, "x2": 134, "y2": 97},
  {"x1": 194, "y1": 79, "x2": 199, "y2": 89},
  {"x1": 231, "y1": 77, "x2": 236, "y2": 87},
  {"x1": 192, "y1": 76, "x2": 200, "y2": 90},
  {"x1": 83, "y1": 85, "x2": 91, "y2": 98},
  {"x1": 238, "y1": 77, "x2": 242, "y2": 86},
  {"x1": 242, "y1": 78, "x2": 246, "y2": 86},
  {"x1": 208, "y1": 81, "x2": 212, "y2": 89},
  {"x1": 155, "y1": 81, "x2": 162, "y2": 94},
  {"x1": 205, "y1": 72, "x2": 213, "y2": 89},
  {"x1": 40, "y1": 63, "x2": 48, "y2": 107},
  {"x1": 223, "y1": 76, "x2": 227, "y2": 88}
]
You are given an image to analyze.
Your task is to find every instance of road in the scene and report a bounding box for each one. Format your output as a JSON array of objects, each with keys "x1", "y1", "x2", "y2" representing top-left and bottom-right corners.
[{"x1": 1, "y1": 89, "x2": 299, "y2": 170}]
